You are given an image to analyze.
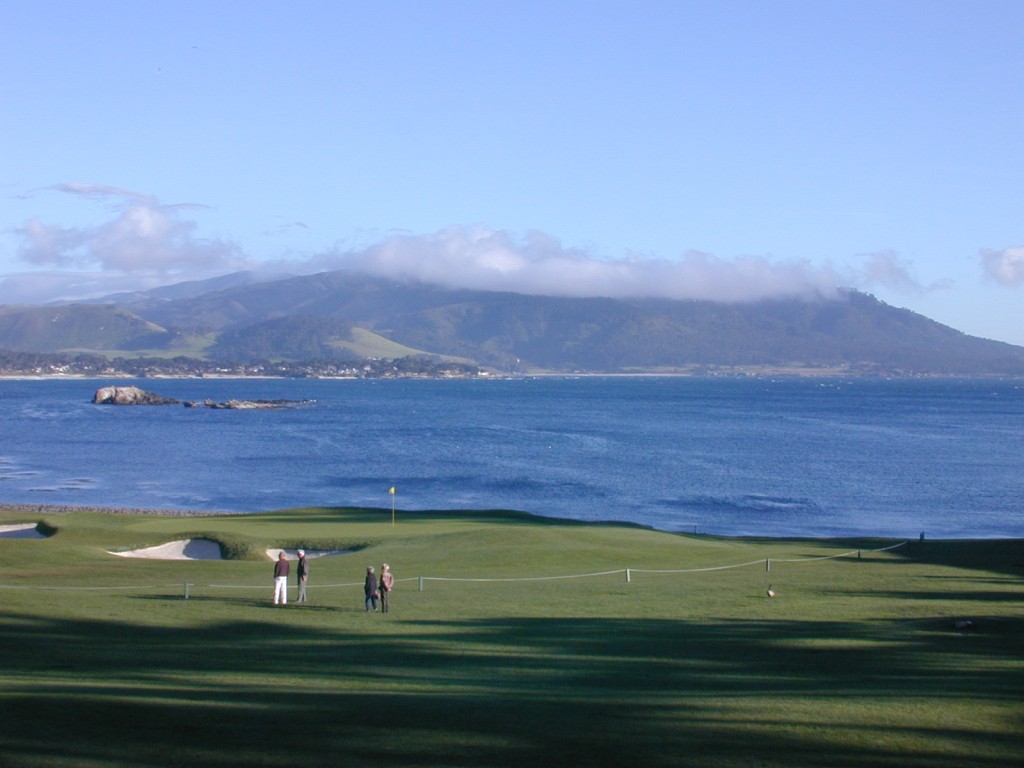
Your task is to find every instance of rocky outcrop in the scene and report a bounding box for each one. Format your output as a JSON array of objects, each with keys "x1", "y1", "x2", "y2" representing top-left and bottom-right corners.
[
  {"x1": 183, "y1": 398, "x2": 309, "y2": 409},
  {"x1": 92, "y1": 386, "x2": 180, "y2": 405},
  {"x1": 92, "y1": 387, "x2": 309, "y2": 409}
]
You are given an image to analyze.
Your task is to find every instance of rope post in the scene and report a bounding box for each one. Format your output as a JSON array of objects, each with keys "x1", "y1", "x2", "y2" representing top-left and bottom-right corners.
[
  {"x1": 626, "y1": 568, "x2": 631, "y2": 583},
  {"x1": 184, "y1": 582, "x2": 191, "y2": 600},
  {"x1": 858, "y1": 550, "x2": 862, "y2": 560},
  {"x1": 765, "y1": 558, "x2": 771, "y2": 573},
  {"x1": 419, "y1": 576, "x2": 424, "y2": 592}
]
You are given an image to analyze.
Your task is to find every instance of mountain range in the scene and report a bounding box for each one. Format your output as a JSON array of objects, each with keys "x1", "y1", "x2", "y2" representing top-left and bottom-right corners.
[{"x1": 2, "y1": 270, "x2": 1023, "y2": 375}]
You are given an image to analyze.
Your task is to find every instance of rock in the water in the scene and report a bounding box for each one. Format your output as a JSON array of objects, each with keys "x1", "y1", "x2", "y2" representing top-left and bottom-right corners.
[
  {"x1": 94, "y1": 387, "x2": 310, "y2": 409},
  {"x1": 196, "y1": 398, "x2": 309, "y2": 409},
  {"x1": 92, "y1": 386, "x2": 180, "y2": 405}
]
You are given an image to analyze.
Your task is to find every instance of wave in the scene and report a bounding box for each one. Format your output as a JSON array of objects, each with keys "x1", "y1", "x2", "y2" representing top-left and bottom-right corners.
[{"x1": 666, "y1": 494, "x2": 823, "y2": 516}]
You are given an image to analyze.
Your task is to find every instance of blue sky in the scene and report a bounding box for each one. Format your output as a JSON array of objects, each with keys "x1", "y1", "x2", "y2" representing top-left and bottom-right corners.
[{"x1": 3, "y1": 0, "x2": 1023, "y2": 344}]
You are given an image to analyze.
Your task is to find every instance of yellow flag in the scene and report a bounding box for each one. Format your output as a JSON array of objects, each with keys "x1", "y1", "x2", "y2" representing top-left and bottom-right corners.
[{"x1": 389, "y1": 486, "x2": 396, "y2": 495}]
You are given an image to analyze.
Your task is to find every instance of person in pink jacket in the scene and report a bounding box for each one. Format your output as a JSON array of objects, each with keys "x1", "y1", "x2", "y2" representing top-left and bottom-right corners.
[{"x1": 379, "y1": 563, "x2": 395, "y2": 613}]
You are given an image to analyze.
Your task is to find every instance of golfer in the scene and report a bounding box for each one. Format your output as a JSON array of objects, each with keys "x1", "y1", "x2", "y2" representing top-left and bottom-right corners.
[
  {"x1": 379, "y1": 563, "x2": 394, "y2": 613},
  {"x1": 273, "y1": 551, "x2": 290, "y2": 605},
  {"x1": 364, "y1": 565, "x2": 379, "y2": 611},
  {"x1": 296, "y1": 549, "x2": 309, "y2": 603}
]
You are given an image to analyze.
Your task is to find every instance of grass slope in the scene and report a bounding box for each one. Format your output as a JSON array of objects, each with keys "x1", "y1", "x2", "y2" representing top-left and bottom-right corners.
[
  {"x1": 1, "y1": 506, "x2": 1021, "y2": 768},
  {"x1": 339, "y1": 326, "x2": 474, "y2": 364},
  {"x1": 64, "y1": 326, "x2": 472, "y2": 364}
]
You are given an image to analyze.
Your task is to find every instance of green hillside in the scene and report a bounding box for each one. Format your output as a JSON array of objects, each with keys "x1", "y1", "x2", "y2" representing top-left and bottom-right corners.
[
  {"x1": 5, "y1": 272, "x2": 1024, "y2": 373},
  {"x1": 1, "y1": 505, "x2": 1021, "y2": 767},
  {"x1": 209, "y1": 315, "x2": 447, "y2": 362},
  {"x1": 0, "y1": 304, "x2": 453, "y2": 366},
  {"x1": 126, "y1": 271, "x2": 1024, "y2": 374},
  {"x1": 0, "y1": 303, "x2": 167, "y2": 352}
]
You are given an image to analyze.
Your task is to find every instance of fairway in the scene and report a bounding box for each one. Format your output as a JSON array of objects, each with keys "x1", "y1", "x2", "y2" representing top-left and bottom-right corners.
[{"x1": 1, "y1": 506, "x2": 1022, "y2": 768}]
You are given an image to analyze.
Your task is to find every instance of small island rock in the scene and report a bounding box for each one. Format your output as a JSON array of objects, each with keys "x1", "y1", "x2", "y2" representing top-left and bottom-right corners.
[
  {"x1": 92, "y1": 386, "x2": 180, "y2": 405},
  {"x1": 94, "y1": 387, "x2": 310, "y2": 409}
]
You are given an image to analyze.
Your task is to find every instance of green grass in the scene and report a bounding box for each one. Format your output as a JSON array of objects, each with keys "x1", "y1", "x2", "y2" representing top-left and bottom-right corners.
[
  {"x1": 60, "y1": 331, "x2": 219, "y2": 359},
  {"x1": 59, "y1": 326, "x2": 475, "y2": 364},
  {"x1": 1, "y1": 506, "x2": 1021, "y2": 767},
  {"x1": 341, "y1": 326, "x2": 475, "y2": 364}
]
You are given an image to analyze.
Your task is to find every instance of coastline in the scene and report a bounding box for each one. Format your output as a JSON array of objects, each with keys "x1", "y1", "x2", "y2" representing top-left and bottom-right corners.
[
  {"x1": 0, "y1": 502, "x2": 246, "y2": 518},
  {"x1": 4, "y1": 369, "x2": 1023, "y2": 381},
  {"x1": 4, "y1": 502, "x2": 1021, "y2": 541}
]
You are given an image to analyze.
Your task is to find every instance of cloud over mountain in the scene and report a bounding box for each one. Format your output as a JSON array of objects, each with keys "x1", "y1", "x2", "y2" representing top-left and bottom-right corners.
[
  {"x1": 9, "y1": 183, "x2": 1001, "y2": 308},
  {"x1": 981, "y1": 247, "x2": 1024, "y2": 287},
  {"x1": 309, "y1": 226, "x2": 844, "y2": 303}
]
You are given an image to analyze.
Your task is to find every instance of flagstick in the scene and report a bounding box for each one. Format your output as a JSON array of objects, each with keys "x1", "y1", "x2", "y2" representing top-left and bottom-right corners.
[{"x1": 390, "y1": 486, "x2": 396, "y2": 527}]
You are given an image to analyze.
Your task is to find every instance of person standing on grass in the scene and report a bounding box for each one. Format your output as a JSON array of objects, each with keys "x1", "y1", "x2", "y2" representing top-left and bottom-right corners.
[
  {"x1": 379, "y1": 563, "x2": 394, "y2": 613},
  {"x1": 273, "y1": 551, "x2": 290, "y2": 605},
  {"x1": 295, "y1": 549, "x2": 309, "y2": 603},
  {"x1": 364, "y1": 565, "x2": 379, "y2": 611}
]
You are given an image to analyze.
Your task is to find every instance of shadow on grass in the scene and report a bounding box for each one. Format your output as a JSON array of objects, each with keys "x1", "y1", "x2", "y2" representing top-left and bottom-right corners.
[
  {"x1": 835, "y1": 589, "x2": 1024, "y2": 604},
  {"x1": 130, "y1": 595, "x2": 373, "y2": 615},
  {"x1": 1, "y1": 610, "x2": 1022, "y2": 768},
  {"x1": 895, "y1": 539, "x2": 1024, "y2": 578}
]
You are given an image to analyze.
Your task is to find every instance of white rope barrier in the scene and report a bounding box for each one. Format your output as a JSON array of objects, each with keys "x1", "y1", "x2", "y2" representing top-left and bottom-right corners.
[
  {"x1": 421, "y1": 569, "x2": 626, "y2": 583},
  {"x1": 770, "y1": 551, "x2": 858, "y2": 563},
  {"x1": 0, "y1": 542, "x2": 909, "y2": 592},
  {"x1": 0, "y1": 584, "x2": 183, "y2": 591},
  {"x1": 770, "y1": 540, "x2": 907, "y2": 563},
  {"x1": 629, "y1": 559, "x2": 767, "y2": 575}
]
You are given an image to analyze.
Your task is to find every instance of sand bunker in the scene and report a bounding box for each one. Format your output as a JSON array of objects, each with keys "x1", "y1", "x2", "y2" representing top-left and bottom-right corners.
[
  {"x1": 0, "y1": 523, "x2": 47, "y2": 540},
  {"x1": 265, "y1": 547, "x2": 352, "y2": 560},
  {"x1": 106, "y1": 541, "x2": 350, "y2": 560},
  {"x1": 109, "y1": 538, "x2": 223, "y2": 560}
]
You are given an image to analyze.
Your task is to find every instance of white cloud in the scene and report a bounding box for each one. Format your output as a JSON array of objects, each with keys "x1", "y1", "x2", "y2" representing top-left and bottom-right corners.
[
  {"x1": 52, "y1": 182, "x2": 156, "y2": 204},
  {"x1": 980, "y1": 247, "x2": 1024, "y2": 287},
  {"x1": 14, "y1": 185, "x2": 242, "y2": 273},
  {"x1": 858, "y1": 250, "x2": 922, "y2": 293},
  {"x1": 9, "y1": 188, "x2": 974, "y2": 307},
  {"x1": 850, "y1": 250, "x2": 955, "y2": 295},
  {"x1": 313, "y1": 226, "x2": 843, "y2": 302}
]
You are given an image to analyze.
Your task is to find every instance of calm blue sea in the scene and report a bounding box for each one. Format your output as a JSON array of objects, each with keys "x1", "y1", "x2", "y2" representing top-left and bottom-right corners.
[{"x1": 1, "y1": 377, "x2": 1022, "y2": 539}]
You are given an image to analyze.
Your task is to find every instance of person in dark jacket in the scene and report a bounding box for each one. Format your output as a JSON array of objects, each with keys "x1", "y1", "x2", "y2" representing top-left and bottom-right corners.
[
  {"x1": 273, "y1": 551, "x2": 290, "y2": 605},
  {"x1": 364, "y1": 565, "x2": 378, "y2": 611},
  {"x1": 296, "y1": 549, "x2": 309, "y2": 603}
]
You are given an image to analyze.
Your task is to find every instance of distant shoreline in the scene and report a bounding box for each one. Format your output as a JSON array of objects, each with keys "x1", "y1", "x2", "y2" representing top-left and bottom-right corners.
[
  {"x1": 0, "y1": 502, "x2": 246, "y2": 518},
  {"x1": 2, "y1": 370, "x2": 1023, "y2": 381}
]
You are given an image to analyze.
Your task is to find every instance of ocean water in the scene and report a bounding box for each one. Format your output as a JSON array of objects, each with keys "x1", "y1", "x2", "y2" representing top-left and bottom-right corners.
[{"x1": 1, "y1": 376, "x2": 1022, "y2": 539}]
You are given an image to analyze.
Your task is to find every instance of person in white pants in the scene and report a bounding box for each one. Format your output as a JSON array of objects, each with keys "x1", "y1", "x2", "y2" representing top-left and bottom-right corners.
[{"x1": 273, "y1": 551, "x2": 290, "y2": 605}]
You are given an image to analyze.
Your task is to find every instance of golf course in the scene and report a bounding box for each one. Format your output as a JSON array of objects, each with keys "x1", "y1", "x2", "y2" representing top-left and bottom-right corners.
[{"x1": 1, "y1": 505, "x2": 1021, "y2": 767}]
